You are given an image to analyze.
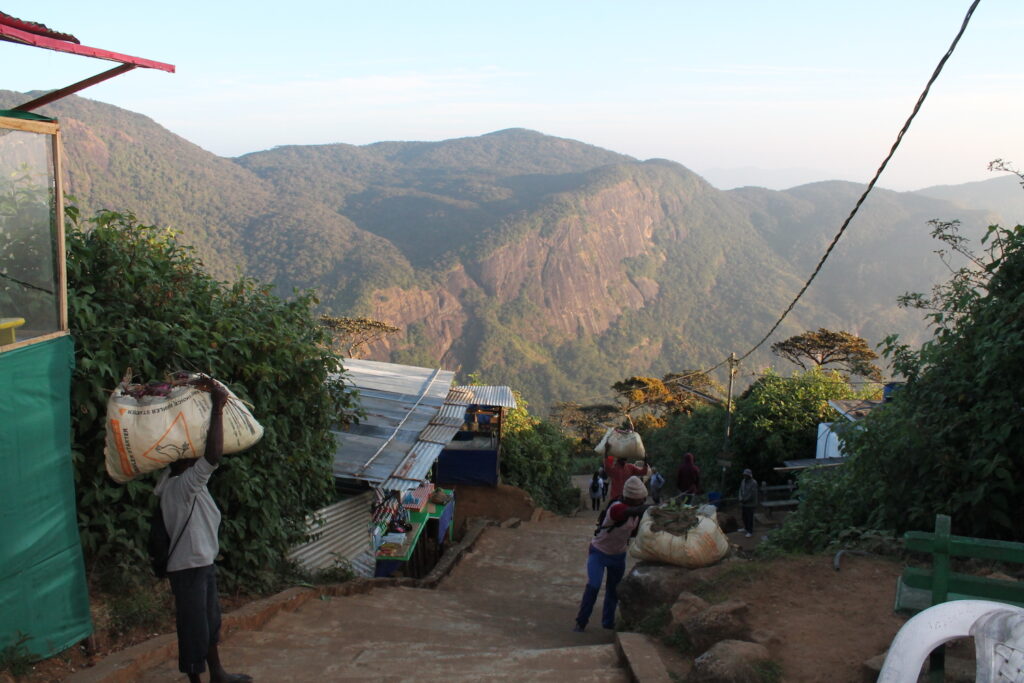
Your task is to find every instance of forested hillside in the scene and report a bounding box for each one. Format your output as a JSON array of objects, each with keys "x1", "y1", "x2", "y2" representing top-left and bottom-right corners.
[{"x1": 6, "y1": 90, "x2": 1013, "y2": 408}]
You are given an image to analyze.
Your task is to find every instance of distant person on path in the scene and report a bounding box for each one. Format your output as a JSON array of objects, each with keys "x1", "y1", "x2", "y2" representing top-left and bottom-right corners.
[
  {"x1": 648, "y1": 468, "x2": 665, "y2": 504},
  {"x1": 574, "y1": 476, "x2": 650, "y2": 632},
  {"x1": 738, "y1": 468, "x2": 758, "y2": 538},
  {"x1": 598, "y1": 467, "x2": 609, "y2": 500},
  {"x1": 589, "y1": 472, "x2": 603, "y2": 511},
  {"x1": 675, "y1": 452, "x2": 701, "y2": 503},
  {"x1": 154, "y1": 378, "x2": 252, "y2": 683}
]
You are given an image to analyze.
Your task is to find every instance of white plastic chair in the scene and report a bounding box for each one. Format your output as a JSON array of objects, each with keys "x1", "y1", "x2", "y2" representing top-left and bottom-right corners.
[{"x1": 878, "y1": 599, "x2": 1024, "y2": 682}]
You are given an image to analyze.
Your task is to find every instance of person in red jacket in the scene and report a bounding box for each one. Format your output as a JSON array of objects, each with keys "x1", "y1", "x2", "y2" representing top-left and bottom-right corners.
[{"x1": 604, "y1": 454, "x2": 650, "y2": 501}]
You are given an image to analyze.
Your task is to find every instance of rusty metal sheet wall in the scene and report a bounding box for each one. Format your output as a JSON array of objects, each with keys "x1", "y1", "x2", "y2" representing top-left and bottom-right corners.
[{"x1": 287, "y1": 492, "x2": 375, "y2": 577}]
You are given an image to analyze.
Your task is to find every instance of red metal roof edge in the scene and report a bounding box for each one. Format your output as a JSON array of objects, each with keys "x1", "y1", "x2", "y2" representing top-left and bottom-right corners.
[
  {"x1": 0, "y1": 23, "x2": 174, "y2": 72},
  {"x1": 0, "y1": 11, "x2": 79, "y2": 43}
]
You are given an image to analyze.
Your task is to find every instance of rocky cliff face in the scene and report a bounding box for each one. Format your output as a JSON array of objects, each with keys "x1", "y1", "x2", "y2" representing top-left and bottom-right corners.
[{"x1": 367, "y1": 177, "x2": 672, "y2": 365}]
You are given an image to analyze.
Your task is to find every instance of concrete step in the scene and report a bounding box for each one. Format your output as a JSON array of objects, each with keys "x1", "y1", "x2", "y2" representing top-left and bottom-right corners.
[{"x1": 138, "y1": 643, "x2": 628, "y2": 681}]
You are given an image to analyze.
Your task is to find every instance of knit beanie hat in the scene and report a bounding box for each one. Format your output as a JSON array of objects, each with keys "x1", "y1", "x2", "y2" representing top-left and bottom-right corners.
[{"x1": 623, "y1": 475, "x2": 647, "y2": 500}]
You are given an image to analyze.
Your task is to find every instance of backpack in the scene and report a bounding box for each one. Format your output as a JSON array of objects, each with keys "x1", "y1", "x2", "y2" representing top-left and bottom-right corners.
[
  {"x1": 650, "y1": 472, "x2": 665, "y2": 489},
  {"x1": 148, "y1": 497, "x2": 196, "y2": 578},
  {"x1": 589, "y1": 479, "x2": 601, "y2": 494},
  {"x1": 594, "y1": 500, "x2": 632, "y2": 537}
]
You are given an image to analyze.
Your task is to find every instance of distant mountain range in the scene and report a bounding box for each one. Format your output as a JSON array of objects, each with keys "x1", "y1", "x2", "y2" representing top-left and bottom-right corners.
[{"x1": 5, "y1": 91, "x2": 1020, "y2": 409}]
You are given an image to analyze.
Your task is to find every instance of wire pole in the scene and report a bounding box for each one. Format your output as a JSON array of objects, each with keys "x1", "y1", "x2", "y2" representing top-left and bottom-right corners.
[{"x1": 723, "y1": 353, "x2": 739, "y2": 452}]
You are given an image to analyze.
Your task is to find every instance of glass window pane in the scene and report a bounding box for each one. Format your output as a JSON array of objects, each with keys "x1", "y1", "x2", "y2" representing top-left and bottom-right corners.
[{"x1": 0, "y1": 127, "x2": 59, "y2": 346}]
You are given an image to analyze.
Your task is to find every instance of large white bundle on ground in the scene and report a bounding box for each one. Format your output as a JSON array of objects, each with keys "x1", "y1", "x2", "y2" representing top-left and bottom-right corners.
[
  {"x1": 630, "y1": 507, "x2": 729, "y2": 568},
  {"x1": 104, "y1": 377, "x2": 263, "y2": 484},
  {"x1": 594, "y1": 427, "x2": 646, "y2": 460}
]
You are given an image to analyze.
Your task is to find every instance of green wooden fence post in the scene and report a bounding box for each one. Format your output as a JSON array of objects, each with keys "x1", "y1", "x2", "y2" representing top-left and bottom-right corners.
[{"x1": 929, "y1": 514, "x2": 952, "y2": 683}]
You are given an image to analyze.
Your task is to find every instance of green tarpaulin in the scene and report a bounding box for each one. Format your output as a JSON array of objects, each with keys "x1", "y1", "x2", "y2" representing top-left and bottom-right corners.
[{"x1": 0, "y1": 335, "x2": 92, "y2": 658}]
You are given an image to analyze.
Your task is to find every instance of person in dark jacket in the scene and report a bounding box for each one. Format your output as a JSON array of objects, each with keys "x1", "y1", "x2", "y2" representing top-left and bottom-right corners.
[
  {"x1": 738, "y1": 468, "x2": 758, "y2": 537},
  {"x1": 675, "y1": 452, "x2": 701, "y2": 502},
  {"x1": 588, "y1": 472, "x2": 603, "y2": 511}
]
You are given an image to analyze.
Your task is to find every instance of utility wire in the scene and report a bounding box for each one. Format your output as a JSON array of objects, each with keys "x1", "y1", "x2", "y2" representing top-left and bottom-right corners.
[
  {"x1": 733, "y1": 0, "x2": 982, "y2": 365},
  {"x1": 559, "y1": 0, "x2": 981, "y2": 410}
]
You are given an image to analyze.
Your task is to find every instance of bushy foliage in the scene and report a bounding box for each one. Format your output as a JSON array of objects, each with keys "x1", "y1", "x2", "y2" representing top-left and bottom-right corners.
[
  {"x1": 774, "y1": 217, "x2": 1024, "y2": 550},
  {"x1": 642, "y1": 405, "x2": 728, "y2": 496},
  {"x1": 66, "y1": 208, "x2": 358, "y2": 592},
  {"x1": 499, "y1": 394, "x2": 579, "y2": 514},
  {"x1": 843, "y1": 222, "x2": 1024, "y2": 540},
  {"x1": 731, "y1": 367, "x2": 868, "y2": 478}
]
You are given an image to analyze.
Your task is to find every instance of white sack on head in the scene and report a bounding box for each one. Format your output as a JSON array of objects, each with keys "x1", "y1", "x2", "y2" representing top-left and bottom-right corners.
[
  {"x1": 597, "y1": 428, "x2": 645, "y2": 460},
  {"x1": 104, "y1": 378, "x2": 263, "y2": 484}
]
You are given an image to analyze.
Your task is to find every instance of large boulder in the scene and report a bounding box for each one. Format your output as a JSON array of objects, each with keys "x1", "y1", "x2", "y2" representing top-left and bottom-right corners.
[
  {"x1": 617, "y1": 563, "x2": 692, "y2": 625},
  {"x1": 688, "y1": 640, "x2": 773, "y2": 683},
  {"x1": 617, "y1": 559, "x2": 742, "y2": 626},
  {"x1": 676, "y1": 600, "x2": 751, "y2": 654},
  {"x1": 670, "y1": 592, "x2": 711, "y2": 627}
]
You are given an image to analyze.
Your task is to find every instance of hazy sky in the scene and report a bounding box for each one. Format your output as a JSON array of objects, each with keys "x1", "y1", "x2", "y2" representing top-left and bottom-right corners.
[{"x1": 4, "y1": 1, "x2": 1022, "y2": 191}]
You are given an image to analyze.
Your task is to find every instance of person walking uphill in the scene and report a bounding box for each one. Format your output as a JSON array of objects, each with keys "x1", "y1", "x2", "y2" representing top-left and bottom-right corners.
[
  {"x1": 738, "y1": 468, "x2": 758, "y2": 538},
  {"x1": 154, "y1": 378, "x2": 252, "y2": 683},
  {"x1": 589, "y1": 472, "x2": 603, "y2": 511},
  {"x1": 573, "y1": 476, "x2": 650, "y2": 632}
]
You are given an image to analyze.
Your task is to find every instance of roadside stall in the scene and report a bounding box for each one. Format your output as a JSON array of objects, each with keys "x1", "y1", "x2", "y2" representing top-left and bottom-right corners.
[
  {"x1": 436, "y1": 385, "x2": 517, "y2": 487},
  {"x1": 290, "y1": 360, "x2": 470, "y2": 580}
]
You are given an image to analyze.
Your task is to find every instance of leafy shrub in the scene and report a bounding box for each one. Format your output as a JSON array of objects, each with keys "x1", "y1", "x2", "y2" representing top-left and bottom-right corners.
[
  {"x1": 0, "y1": 632, "x2": 33, "y2": 676},
  {"x1": 731, "y1": 366, "x2": 865, "y2": 480},
  {"x1": 642, "y1": 405, "x2": 728, "y2": 496},
  {"x1": 66, "y1": 208, "x2": 359, "y2": 592},
  {"x1": 500, "y1": 394, "x2": 579, "y2": 513},
  {"x1": 774, "y1": 218, "x2": 1024, "y2": 549},
  {"x1": 841, "y1": 222, "x2": 1024, "y2": 541}
]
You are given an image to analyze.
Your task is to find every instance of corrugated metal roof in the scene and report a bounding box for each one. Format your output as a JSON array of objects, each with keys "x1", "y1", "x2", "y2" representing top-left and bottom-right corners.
[
  {"x1": 452, "y1": 385, "x2": 518, "y2": 409},
  {"x1": 331, "y1": 359, "x2": 458, "y2": 491},
  {"x1": 330, "y1": 362, "x2": 518, "y2": 491},
  {"x1": 828, "y1": 399, "x2": 883, "y2": 422},
  {"x1": 287, "y1": 492, "x2": 375, "y2": 577}
]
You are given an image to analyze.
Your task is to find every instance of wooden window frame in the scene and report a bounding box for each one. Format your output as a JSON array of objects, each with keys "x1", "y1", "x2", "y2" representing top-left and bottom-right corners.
[{"x1": 0, "y1": 115, "x2": 68, "y2": 352}]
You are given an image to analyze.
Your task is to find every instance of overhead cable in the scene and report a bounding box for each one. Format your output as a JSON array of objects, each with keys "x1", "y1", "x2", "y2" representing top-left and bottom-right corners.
[{"x1": 734, "y1": 0, "x2": 983, "y2": 364}]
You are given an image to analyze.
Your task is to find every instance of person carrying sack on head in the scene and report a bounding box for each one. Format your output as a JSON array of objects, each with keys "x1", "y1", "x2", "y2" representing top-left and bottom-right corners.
[
  {"x1": 153, "y1": 378, "x2": 252, "y2": 683},
  {"x1": 573, "y1": 476, "x2": 650, "y2": 632}
]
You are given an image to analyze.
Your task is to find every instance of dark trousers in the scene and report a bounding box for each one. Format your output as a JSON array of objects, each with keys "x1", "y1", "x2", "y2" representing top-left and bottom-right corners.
[
  {"x1": 591, "y1": 496, "x2": 600, "y2": 510},
  {"x1": 168, "y1": 564, "x2": 222, "y2": 674},
  {"x1": 742, "y1": 505, "x2": 755, "y2": 533}
]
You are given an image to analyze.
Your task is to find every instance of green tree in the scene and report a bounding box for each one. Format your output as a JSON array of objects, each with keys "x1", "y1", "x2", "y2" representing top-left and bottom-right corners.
[
  {"x1": 845, "y1": 220, "x2": 1024, "y2": 540},
  {"x1": 500, "y1": 392, "x2": 578, "y2": 513},
  {"x1": 770, "y1": 328, "x2": 883, "y2": 381},
  {"x1": 319, "y1": 315, "x2": 400, "y2": 358},
  {"x1": 731, "y1": 366, "x2": 864, "y2": 478},
  {"x1": 773, "y1": 203, "x2": 1024, "y2": 550},
  {"x1": 610, "y1": 371, "x2": 723, "y2": 430},
  {"x1": 66, "y1": 208, "x2": 359, "y2": 591}
]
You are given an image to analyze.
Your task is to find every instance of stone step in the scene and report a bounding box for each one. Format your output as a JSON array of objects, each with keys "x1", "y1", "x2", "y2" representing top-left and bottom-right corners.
[{"x1": 138, "y1": 643, "x2": 628, "y2": 681}]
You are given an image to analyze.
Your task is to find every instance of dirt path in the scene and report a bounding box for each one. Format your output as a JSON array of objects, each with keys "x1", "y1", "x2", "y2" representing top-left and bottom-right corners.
[
  {"x1": 132, "y1": 513, "x2": 630, "y2": 681},
  {"x1": 59, "y1": 478, "x2": 909, "y2": 682}
]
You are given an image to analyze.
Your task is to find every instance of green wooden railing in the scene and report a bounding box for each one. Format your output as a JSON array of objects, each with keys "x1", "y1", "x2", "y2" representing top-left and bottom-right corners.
[{"x1": 895, "y1": 514, "x2": 1024, "y2": 681}]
